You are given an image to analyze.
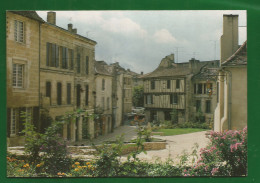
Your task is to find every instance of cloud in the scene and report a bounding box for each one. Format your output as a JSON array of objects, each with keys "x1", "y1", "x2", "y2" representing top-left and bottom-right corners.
[
  {"x1": 153, "y1": 29, "x2": 177, "y2": 44},
  {"x1": 101, "y1": 17, "x2": 147, "y2": 37}
]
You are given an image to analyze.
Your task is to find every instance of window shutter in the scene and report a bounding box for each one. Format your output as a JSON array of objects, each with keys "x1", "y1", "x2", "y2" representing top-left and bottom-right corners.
[
  {"x1": 85, "y1": 85, "x2": 89, "y2": 106},
  {"x1": 70, "y1": 50, "x2": 74, "y2": 70},
  {"x1": 65, "y1": 48, "x2": 68, "y2": 69},
  {"x1": 7, "y1": 108, "x2": 11, "y2": 137},
  {"x1": 56, "y1": 45, "x2": 59, "y2": 67},
  {"x1": 170, "y1": 94, "x2": 173, "y2": 104},
  {"x1": 46, "y1": 43, "x2": 50, "y2": 66},
  {"x1": 18, "y1": 107, "x2": 26, "y2": 136}
]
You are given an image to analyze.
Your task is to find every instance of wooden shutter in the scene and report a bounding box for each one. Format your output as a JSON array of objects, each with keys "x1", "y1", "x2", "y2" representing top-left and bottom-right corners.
[
  {"x1": 70, "y1": 50, "x2": 74, "y2": 70},
  {"x1": 7, "y1": 108, "x2": 11, "y2": 137},
  {"x1": 86, "y1": 56, "x2": 89, "y2": 74},
  {"x1": 57, "y1": 82, "x2": 62, "y2": 105},
  {"x1": 67, "y1": 83, "x2": 71, "y2": 104},
  {"x1": 56, "y1": 45, "x2": 59, "y2": 67},
  {"x1": 85, "y1": 85, "x2": 89, "y2": 106},
  {"x1": 170, "y1": 94, "x2": 173, "y2": 104},
  {"x1": 46, "y1": 43, "x2": 50, "y2": 66}
]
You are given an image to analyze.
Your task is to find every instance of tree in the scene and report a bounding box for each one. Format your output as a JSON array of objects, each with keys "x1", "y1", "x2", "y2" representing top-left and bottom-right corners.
[{"x1": 132, "y1": 85, "x2": 144, "y2": 107}]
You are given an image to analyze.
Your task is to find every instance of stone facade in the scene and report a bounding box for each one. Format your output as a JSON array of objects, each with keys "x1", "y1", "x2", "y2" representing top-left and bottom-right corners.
[
  {"x1": 94, "y1": 61, "x2": 113, "y2": 136},
  {"x1": 6, "y1": 11, "x2": 44, "y2": 146},
  {"x1": 6, "y1": 11, "x2": 97, "y2": 146}
]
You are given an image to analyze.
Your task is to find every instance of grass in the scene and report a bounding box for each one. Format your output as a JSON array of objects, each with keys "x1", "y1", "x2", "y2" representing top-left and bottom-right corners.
[{"x1": 154, "y1": 128, "x2": 206, "y2": 136}]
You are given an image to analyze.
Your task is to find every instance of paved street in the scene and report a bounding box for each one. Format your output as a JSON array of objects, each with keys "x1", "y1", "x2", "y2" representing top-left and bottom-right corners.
[{"x1": 122, "y1": 130, "x2": 210, "y2": 164}]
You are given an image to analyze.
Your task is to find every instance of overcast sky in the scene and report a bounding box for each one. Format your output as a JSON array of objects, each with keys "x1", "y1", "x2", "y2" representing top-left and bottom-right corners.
[{"x1": 37, "y1": 10, "x2": 247, "y2": 74}]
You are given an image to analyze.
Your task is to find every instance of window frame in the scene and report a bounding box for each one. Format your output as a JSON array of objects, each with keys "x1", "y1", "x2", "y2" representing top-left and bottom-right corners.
[
  {"x1": 14, "y1": 20, "x2": 24, "y2": 43},
  {"x1": 12, "y1": 63, "x2": 24, "y2": 88}
]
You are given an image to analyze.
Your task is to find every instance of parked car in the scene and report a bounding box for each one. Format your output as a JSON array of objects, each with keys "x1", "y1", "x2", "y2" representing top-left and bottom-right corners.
[{"x1": 132, "y1": 107, "x2": 145, "y2": 115}]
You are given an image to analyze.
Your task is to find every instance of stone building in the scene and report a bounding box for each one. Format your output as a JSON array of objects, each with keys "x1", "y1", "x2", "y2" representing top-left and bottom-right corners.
[
  {"x1": 6, "y1": 11, "x2": 97, "y2": 146},
  {"x1": 110, "y1": 62, "x2": 134, "y2": 127},
  {"x1": 94, "y1": 61, "x2": 113, "y2": 136},
  {"x1": 191, "y1": 65, "x2": 219, "y2": 122},
  {"x1": 6, "y1": 11, "x2": 44, "y2": 146},
  {"x1": 39, "y1": 12, "x2": 97, "y2": 141},
  {"x1": 214, "y1": 15, "x2": 247, "y2": 131},
  {"x1": 141, "y1": 54, "x2": 219, "y2": 123}
]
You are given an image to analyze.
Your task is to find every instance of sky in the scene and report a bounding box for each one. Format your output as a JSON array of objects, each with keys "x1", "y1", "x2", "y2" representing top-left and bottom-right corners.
[{"x1": 37, "y1": 10, "x2": 247, "y2": 74}]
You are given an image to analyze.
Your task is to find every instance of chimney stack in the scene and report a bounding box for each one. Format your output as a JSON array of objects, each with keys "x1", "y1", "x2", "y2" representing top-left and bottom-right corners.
[
  {"x1": 141, "y1": 71, "x2": 143, "y2": 75},
  {"x1": 68, "y1": 23, "x2": 73, "y2": 32},
  {"x1": 220, "y1": 14, "x2": 239, "y2": 63},
  {"x1": 72, "y1": 28, "x2": 77, "y2": 34},
  {"x1": 47, "y1": 11, "x2": 56, "y2": 25}
]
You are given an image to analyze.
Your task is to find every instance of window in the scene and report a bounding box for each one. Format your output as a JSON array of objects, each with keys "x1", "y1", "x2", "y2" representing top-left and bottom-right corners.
[
  {"x1": 86, "y1": 56, "x2": 89, "y2": 74},
  {"x1": 176, "y1": 79, "x2": 180, "y2": 89},
  {"x1": 69, "y1": 49, "x2": 74, "y2": 70},
  {"x1": 203, "y1": 83, "x2": 207, "y2": 94},
  {"x1": 10, "y1": 108, "x2": 17, "y2": 136},
  {"x1": 102, "y1": 79, "x2": 105, "y2": 90},
  {"x1": 170, "y1": 93, "x2": 178, "y2": 104},
  {"x1": 46, "y1": 81, "x2": 51, "y2": 104},
  {"x1": 57, "y1": 82, "x2": 62, "y2": 105},
  {"x1": 77, "y1": 54, "x2": 81, "y2": 73},
  {"x1": 151, "y1": 80, "x2": 155, "y2": 90},
  {"x1": 206, "y1": 100, "x2": 211, "y2": 113},
  {"x1": 76, "y1": 84, "x2": 81, "y2": 107},
  {"x1": 147, "y1": 95, "x2": 153, "y2": 104},
  {"x1": 102, "y1": 97, "x2": 105, "y2": 110},
  {"x1": 167, "y1": 80, "x2": 171, "y2": 89},
  {"x1": 67, "y1": 83, "x2": 71, "y2": 104},
  {"x1": 196, "y1": 100, "x2": 201, "y2": 112},
  {"x1": 14, "y1": 20, "x2": 24, "y2": 43},
  {"x1": 85, "y1": 85, "x2": 89, "y2": 106},
  {"x1": 13, "y1": 64, "x2": 24, "y2": 88},
  {"x1": 62, "y1": 47, "x2": 68, "y2": 69},
  {"x1": 197, "y1": 83, "x2": 203, "y2": 94},
  {"x1": 46, "y1": 43, "x2": 59, "y2": 67},
  {"x1": 107, "y1": 97, "x2": 110, "y2": 110},
  {"x1": 194, "y1": 84, "x2": 197, "y2": 94}
]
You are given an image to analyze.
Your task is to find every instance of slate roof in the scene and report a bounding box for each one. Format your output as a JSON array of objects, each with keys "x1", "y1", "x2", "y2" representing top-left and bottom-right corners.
[
  {"x1": 10, "y1": 11, "x2": 45, "y2": 23},
  {"x1": 192, "y1": 67, "x2": 219, "y2": 80},
  {"x1": 94, "y1": 61, "x2": 113, "y2": 76},
  {"x1": 222, "y1": 40, "x2": 247, "y2": 67}
]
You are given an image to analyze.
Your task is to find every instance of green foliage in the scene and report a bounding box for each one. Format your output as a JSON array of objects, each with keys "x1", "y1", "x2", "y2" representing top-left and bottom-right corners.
[
  {"x1": 132, "y1": 85, "x2": 144, "y2": 107},
  {"x1": 170, "y1": 108, "x2": 178, "y2": 124},
  {"x1": 194, "y1": 107, "x2": 205, "y2": 123},
  {"x1": 153, "y1": 128, "x2": 206, "y2": 136},
  {"x1": 92, "y1": 135, "x2": 124, "y2": 177},
  {"x1": 183, "y1": 126, "x2": 247, "y2": 176}
]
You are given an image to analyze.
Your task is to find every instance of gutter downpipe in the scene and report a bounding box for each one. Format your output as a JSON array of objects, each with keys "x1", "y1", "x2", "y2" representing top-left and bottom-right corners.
[{"x1": 38, "y1": 22, "x2": 41, "y2": 130}]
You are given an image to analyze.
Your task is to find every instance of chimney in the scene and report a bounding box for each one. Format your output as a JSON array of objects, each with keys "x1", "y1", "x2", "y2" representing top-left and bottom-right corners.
[
  {"x1": 72, "y1": 28, "x2": 77, "y2": 34},
  {"x1": 47, "y1": 11, "x2": 56, "y2": 25},
  {"x1": 220, "y1": 14, "x2": 239, "y2": 63},
  {"x1": 141, "y1": 71, "x2": 143, "y2": 75},
  {"x1": 68, "y1": 23, "x2": 73, "y2": 32}
]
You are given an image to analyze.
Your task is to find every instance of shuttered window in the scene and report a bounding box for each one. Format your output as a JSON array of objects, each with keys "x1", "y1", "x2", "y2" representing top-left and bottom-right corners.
[
  {"x1": 85, "y1": 85, "x2": 89, "y2": 106},
  {"x1": 67, "y1": 83, "x2": 71, "y2": 104},
  {"x1": 167, "y1": 80, "x2": 171, "y2": 89},
  {"x1": 77, "y1": 54, "x2": 81, "y2": 73},
  {"x1": 10, "y1": 108, "x2": 17, "y2": 136},
  {"x1": 196, "y1": 100, "x2": 201, "y2": 112},
  {"x1": 151, "y1": 80, "x2": 155, "y2": 90},
  {"x1": 57, "y1": 82, "x2": 62, "y2": 105},
  {"x1": 206, "y1": 100, "x2": 211, "y2": 113},
  {"x1": 46, "y1": 43, "x2": 59, "y2": 67},
  {"x1": 70, "y1": 49, "x2": 74, "y2": 70},
  {"x1": 102, "y1": 79, "x2": 105, "y2": 90},
  {"x1": 62, "y1": 47, "x2": 68, "y2": 69},
  {"x1": 176, "y1": 79, "x2": 180, "y2": 89},
  {"x1": 170, "y1": 93, "x2": 178, "y2": 104},
  {"x1": 86, "y1": 56, "x2": 89, "y2": 74}
]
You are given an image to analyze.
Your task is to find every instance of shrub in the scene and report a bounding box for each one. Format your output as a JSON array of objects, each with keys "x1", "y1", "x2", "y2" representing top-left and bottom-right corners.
[{"x1": 183, "y1": 126, "x2": 247, "y2": 176}]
